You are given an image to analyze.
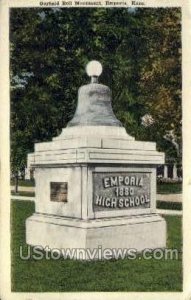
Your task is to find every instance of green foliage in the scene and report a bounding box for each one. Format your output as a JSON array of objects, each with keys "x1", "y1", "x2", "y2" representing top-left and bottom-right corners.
[
  {"x1": 157, "y1": 182, "x2": 182, "y2": 194},
  {"x1": 10, "y1": 179, "x2": 35, "y2": 187},
  {"x1": 157, "y1": 201, "x2": 182, "y2": 211},
  {"x1": 134, "y1": 8, "x2": 182, "y2": 156},
  {"x1": 10, "y1": 8, "x2": 181, "y2": 173}
]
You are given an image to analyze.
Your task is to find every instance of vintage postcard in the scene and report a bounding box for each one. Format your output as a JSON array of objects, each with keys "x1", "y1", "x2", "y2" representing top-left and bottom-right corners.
[{"x1": 0, "y1": 0, "x2": 191, "y2": 299}]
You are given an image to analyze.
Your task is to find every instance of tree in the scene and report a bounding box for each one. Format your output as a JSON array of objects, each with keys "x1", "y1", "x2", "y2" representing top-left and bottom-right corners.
[
  {"x1": 10, "y1": 7, "x2": 181, "y2": 184},
  {"x1": 133, "y1": 8, "x2": 182, "y2": 162}
]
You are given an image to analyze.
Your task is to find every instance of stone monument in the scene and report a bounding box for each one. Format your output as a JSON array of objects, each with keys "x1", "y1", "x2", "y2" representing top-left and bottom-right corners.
[{"x1": 26, "y1": 60, "x2": 166, "y2": 259}]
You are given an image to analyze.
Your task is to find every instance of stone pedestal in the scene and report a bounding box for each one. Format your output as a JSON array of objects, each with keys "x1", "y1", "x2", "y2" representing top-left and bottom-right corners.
[{"x1": 26, "y1": 126, "x2": 166, "y2": 258}]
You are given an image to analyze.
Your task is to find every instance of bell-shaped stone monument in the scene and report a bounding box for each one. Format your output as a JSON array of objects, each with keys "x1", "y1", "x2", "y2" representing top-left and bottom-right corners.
[{"x1": 26, "y1": 61, "x2": 166, "y2": 259}]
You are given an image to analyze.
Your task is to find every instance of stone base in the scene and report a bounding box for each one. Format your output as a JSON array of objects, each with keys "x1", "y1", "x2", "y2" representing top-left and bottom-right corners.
[{"x1": 26, "y1": 213, "x2": 166, "y2": 260}]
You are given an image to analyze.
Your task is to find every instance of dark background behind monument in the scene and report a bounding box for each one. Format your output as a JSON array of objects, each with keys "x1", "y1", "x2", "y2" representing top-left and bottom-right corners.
[{"x1": 10, "y1": 7, "x2": 181, "y2": 178}]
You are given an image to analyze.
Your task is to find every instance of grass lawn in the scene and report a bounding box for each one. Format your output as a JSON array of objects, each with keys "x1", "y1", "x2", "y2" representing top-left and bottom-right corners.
[
  {"x1": 11, "y1": 191, "x2": 35, "y2": 197},
  {"x1": 11, "y1": 200, "x2": 182, "y2": 292},
  {"x1": 157, "y1": 182, "x2": 182, "y2": 194},
  {"x1": 157, "y1": 201, "x2": 182, "y2": 211},
  {"x1": 11, "y1": 179, "x2": 35, "y2": 187}
]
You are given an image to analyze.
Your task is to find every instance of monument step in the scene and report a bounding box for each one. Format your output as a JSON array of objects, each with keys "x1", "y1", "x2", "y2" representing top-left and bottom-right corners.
[{"x1": 26, "y1": 212, "x2": 166, "y2": 257}]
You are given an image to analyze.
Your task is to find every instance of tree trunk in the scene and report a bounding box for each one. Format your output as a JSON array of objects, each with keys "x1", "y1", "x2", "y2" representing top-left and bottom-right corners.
[{"x1": 14, "y1": 172, "x2": 19, "y2": 193}]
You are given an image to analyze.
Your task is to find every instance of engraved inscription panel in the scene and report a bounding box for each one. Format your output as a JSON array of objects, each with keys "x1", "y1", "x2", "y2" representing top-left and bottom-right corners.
[
  {"x1": 93, "y1": 172, "x2": 150, "y2": 211},
  {"x1": 50, "y1": 182, "x2": 68, "y2": 202}
]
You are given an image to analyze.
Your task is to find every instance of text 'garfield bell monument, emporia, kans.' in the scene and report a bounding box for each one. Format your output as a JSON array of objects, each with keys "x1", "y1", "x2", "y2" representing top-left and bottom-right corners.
[{"x1": 26, "y1": 60, "x2": 166, "y2": 259}]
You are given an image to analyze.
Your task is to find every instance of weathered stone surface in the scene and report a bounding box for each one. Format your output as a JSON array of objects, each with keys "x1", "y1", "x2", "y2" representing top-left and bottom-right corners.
[
  {"x1": 30, "y1": 135, "x2": 164, "y2": 166},
  {"x1": 54, "y1": 125, "x2": 133, "y2": 140},
  {"x1": 26, "y1": 213, "x2": 166, "y2": 259},
  {"x1": 93, "y1": 172, "x2": 151, "y2": 211},
  {"x1": 33, "y1": 165, "x2": 156, "y2": 220},
  {"x1": 67, "y1": 83, "x2": 122, "y2": 127}
]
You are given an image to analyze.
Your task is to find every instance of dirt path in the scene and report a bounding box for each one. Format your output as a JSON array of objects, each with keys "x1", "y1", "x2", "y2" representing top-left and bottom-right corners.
[
  {"x1": 11, "y1": 186, "x2": 35, "y2": 192},
  {"x1": 157, "y1": 193, "x2": 182, "y2": 203}
]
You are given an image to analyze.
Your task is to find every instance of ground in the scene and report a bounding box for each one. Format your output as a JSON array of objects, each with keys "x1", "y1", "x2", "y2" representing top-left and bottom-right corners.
[
  {"x1": 157, "y1": 182, "x2": 182, "y2": 194},
  {"x1": 11, "y1": 200, "x2": 182, "y2": 292}
]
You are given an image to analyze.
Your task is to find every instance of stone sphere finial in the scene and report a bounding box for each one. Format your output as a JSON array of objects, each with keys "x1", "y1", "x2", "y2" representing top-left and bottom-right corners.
[{"x1": 86, "y1": 60, "x2": 102, "y2": 83}]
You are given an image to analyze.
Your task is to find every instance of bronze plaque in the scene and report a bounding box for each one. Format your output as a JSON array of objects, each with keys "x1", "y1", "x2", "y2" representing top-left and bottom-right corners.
[
  {"x1": 50, "y1": 182, "x2": 68, "y2": 202},
  {"x1": 93, "y1": 172, "x2": 151, "y2": 211}
]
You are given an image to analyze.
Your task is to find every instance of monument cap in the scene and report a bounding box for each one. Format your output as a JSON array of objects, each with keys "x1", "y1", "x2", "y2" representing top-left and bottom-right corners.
[{"x1": 86, "y1": 60, "x2": 102, "y2": 83}]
